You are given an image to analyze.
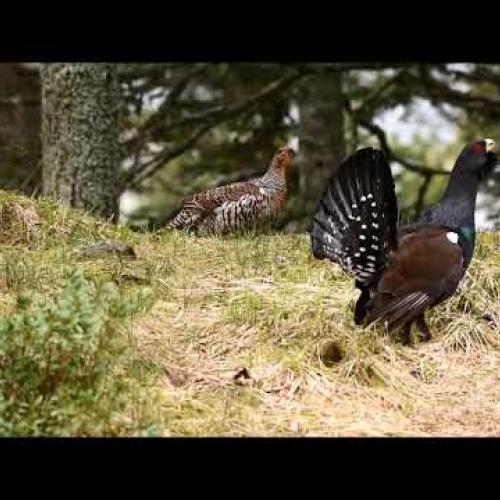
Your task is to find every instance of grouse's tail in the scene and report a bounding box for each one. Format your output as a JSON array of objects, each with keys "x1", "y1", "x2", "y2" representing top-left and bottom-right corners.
[
  {"x1": 162, "y1": 198, "x2": 204, "y2": 231},
  {"x1": 164, "y1": 206, "x2": 187, "y2": 230},
  {"x1": 309, "y1": 147, "x2": 399, "y2": 286}
]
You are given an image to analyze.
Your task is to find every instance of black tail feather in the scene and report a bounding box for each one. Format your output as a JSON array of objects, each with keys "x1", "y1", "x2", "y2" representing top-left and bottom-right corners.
[{"x1": 309, "y1": 148, "x2": 398, "y2": 285}]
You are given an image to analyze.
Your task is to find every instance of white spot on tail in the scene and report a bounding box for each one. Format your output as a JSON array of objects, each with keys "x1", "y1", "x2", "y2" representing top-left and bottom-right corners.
[
  {"x1": 367, "y1": 193, "x2": 373, "y2": 199},
  {"x1": 323, "y1": 232, "x2": 335, "y2": 244},
  {"x1": 361, "y1": 224, "x2": 367, "y2": 229},
  {"x1": 446, "y1": 231, "x2": 459, "y2": 244},
  {"x1": 360, "y1": 196, "x2": 367, "y2": 202},
  {"x1": 359, "y1": 235, "x2": 366, "y2": 240}
]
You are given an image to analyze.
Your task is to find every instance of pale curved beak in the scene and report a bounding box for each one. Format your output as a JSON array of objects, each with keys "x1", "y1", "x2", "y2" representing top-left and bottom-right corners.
[{"x1": 485, "y1": 138, "x2": 496, "y2": 153}]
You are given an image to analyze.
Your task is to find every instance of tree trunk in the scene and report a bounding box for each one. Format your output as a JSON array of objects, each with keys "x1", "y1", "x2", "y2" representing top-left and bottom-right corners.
[
  {"x1": 41, "y1": 64, "x2": 119, "y2": 219},
  {"x1": 0, "y1": 63, "x2": 41, "y2": 195},
  {"x1": 295, "y1": 70, "x2": 346, "y2": 229}
]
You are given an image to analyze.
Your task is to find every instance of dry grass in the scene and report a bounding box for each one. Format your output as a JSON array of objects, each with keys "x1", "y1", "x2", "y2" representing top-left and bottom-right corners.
[
  {"x1": 0, "y1": 189, "x2": 499, "y2": 436},
  {"x1": 0, "y1": 197, "x2": 41, "y2": 247},
  {"x1": 127, "y1": 229, "x2": 500, "y2": 436}
]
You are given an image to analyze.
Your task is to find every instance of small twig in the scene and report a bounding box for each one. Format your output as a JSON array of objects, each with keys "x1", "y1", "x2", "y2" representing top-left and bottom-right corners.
[{"x1": 414, "y1": 174, "x2": 432, "y2": 217}]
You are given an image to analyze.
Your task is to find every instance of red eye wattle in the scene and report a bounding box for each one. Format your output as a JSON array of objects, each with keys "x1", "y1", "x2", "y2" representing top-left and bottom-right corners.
[{"x1": 472, "y1": 143, "x2": 484, "y2": 155}]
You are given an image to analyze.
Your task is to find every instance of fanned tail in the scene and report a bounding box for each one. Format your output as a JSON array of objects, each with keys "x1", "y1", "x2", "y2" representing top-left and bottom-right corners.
[{"x1": 309, "y1": 147, "x2": 398, "y2": 285}]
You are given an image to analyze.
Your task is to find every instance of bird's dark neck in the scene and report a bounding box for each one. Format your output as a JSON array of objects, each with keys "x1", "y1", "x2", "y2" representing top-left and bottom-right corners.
[
  {"x1": 420, "y1": 168, "x2": 479, "y2": 232},
  {"x1": 416, "y1": 168, "x2": 478, "y2": 269}
]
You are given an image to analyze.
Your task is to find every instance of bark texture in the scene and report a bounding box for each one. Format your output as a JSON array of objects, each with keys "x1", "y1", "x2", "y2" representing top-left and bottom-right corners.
[
  {"x1": 298, "y1": 70, "x2": 346, "y2": 220},
  {"x1": 41, "y1": 64, "x2": 119, "y2": 219}
]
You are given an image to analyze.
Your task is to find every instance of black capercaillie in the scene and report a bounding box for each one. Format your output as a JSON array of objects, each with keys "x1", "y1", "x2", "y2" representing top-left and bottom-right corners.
[{"x1": 309, "y1": 139, "x2": 499, "y2": 344}]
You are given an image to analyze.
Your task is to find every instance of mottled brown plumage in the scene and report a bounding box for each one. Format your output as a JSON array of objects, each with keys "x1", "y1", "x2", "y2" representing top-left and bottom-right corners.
[{"x1": 167, "y1": 146, "x2": 295, "y2": 235}]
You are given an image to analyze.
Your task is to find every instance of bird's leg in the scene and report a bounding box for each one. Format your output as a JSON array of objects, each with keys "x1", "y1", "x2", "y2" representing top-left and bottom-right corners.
[
  {"x1": 416, "y1": 314, "x2": 432, "y2": 342},
  {"x1": 400, "y1": 322, "x2": 413, "y2": 346},
  {"x1": 354, "y1": 283, "x2": 370, "y2": 325}
]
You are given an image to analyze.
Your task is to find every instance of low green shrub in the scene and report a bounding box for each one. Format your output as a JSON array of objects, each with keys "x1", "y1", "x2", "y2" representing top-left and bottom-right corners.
[{"x1": 0, "y1": 268, "x2": 154, "y2": 436}]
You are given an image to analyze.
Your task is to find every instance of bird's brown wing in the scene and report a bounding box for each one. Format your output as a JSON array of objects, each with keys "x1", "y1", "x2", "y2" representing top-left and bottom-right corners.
[
  {"x1": 365, "y1": 225, "x2": 464, "y2": 330},
  {"x1": 167, "y1": 181, "x2": 264, "y2": 231},
  {"x1": 184, "y1": 182, "x2": 262, "y2": 211}
]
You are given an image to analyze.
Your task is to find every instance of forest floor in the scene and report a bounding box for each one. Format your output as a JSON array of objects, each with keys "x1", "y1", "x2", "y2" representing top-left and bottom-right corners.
[{"x1": 1, "y1": 191, "x2": 500, "y2": 436}]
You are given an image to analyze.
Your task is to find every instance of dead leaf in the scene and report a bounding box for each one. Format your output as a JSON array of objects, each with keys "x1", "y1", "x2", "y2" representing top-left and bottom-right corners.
[
  {"x1": 55, "y1": 224, "x2": 73, "y2": 237},
  {"x1": 233, "y1": 367, "x2": 254, "y2": 386},
  {"x1": 18, "y1": 204, "x2": 40, "y2": 228}
]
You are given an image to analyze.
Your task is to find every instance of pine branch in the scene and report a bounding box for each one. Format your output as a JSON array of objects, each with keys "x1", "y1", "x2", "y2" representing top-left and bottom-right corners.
[
  {"x1": 124, "y1": 64, "x2": 210, "y2": 156},
  {"x1": 404, "y1": 68, "x2": 500, "y2": 114},
  {"x1": 356, "y1": 118, "x2": 450, "y2": 177},
  {"x1": 122, "y1": 69, "x2": 308, "y2": 188},
  {"x1": 414, "y1": 174, "x2": 432, "y2": 217}
]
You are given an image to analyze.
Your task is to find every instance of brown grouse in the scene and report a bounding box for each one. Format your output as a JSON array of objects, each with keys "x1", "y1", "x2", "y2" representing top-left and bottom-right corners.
[{"x1": 167, "y1": 146, "x2": 295, "y2": 235}]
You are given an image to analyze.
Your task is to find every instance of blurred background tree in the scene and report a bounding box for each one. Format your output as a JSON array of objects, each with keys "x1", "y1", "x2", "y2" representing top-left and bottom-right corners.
[
  {"x1": 0, "y1": 63, "x2": 41, "y2": 195},
  {"x1": 3, "y1": 62, "x2": 500, "y2": 231}
]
